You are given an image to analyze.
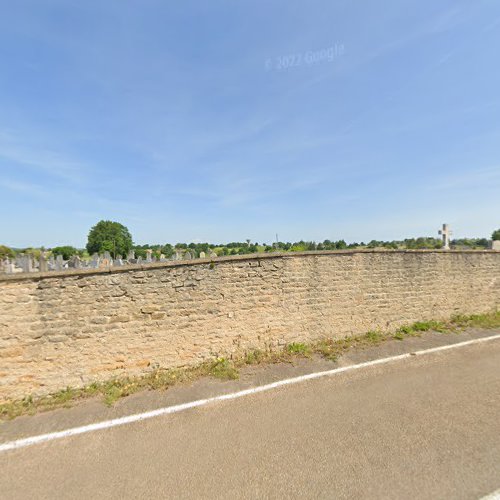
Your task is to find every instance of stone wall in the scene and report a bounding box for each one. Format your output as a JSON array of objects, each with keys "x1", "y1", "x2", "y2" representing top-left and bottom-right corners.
[{"x1": 0, "y1": 250, "x2": 499, "y2": 401}]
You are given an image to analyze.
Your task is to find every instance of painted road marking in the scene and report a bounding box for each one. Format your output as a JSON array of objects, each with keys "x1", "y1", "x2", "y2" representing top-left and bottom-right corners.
[
  {"x1": 480, "y1": 489, "x2": 500, "y2": 500},
  {"x1": 1, "y1": 333, "x2": 500, "y2": 453}
]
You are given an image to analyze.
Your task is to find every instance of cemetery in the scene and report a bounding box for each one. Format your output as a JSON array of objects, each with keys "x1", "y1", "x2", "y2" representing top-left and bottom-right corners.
[
  {"x1": 2, "y1": 222, "x2": 499, "y2": 276},
  {"x1": 0, "y1": 248, "x2": 217, "y2": 275}
]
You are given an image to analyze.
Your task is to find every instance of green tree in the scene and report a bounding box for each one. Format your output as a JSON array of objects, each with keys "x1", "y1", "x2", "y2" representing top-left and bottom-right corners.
[
  {"x1": 161, "y1": 244, "x2": 174, "y2": 258},
  {"x1": 86, "y1": 220, "x2": 133, "y2": 257},
  {"x1": 0, "y1": 245, "x2": 15, "y2": 259},
  {"x1": 51, "y1": 246, "x2": 79, "y2": 260},
  {"x1": 492, "y1": 228, "x2": 500, "y2": 241}
]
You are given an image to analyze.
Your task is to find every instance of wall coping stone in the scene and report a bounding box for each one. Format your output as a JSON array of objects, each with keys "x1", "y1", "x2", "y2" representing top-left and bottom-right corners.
[{"x1": 0, "y1": 249, "x2": 498, "y2": 283}]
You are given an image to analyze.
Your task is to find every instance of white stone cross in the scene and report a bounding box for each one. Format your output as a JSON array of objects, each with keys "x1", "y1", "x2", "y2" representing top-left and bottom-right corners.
[{"x1": 438, "y1": 223, "x2": 452, "y2": 250}]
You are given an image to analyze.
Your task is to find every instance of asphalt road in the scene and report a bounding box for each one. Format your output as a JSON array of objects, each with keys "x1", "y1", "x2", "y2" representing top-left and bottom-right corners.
[{"x1": 1, "y1": 337, "x2": 499, "y2": 499}]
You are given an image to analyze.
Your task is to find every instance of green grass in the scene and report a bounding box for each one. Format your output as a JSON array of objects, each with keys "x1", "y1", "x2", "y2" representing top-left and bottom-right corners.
[
  {"x1": 364, "y1": 330, "x2": 385, "y2": 343},
  {"x1": 394, "y1": 320, "x2": 449, "y2": 338},
  {"x1": 244, "y1": 349, "x2": 269, "y2": 365},
  {"x1": 286, "y1": 342, "x2": 311, "y2": 355},
  {"x1": 1, "y1": 310, "x2": 498, "y2": 420},
  {"x1": 208, "y1": 358, "x2": 239, "y2": 380},
  {"x1": 450, "y1": 312, "x2": 500, "y2": 329}
]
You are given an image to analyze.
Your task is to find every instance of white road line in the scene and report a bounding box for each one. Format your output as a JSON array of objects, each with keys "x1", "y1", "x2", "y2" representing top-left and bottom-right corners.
[
  {"x1": 1, "y1": 333, "x2": 500, "y2": 453},
  {"x1": 480, "y1": 489, "x2": 500, "y2": 500}
]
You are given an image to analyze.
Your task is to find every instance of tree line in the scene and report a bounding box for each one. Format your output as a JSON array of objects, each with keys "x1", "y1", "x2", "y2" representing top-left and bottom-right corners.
[{"x1": 1, "y1": 221, "x2": 499, "y2": 261}]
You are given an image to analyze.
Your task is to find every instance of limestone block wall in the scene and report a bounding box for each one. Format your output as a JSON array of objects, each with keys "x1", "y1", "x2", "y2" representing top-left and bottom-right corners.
[{"x1": 0, "y1": 250, "x2": 499, "y2": 401}]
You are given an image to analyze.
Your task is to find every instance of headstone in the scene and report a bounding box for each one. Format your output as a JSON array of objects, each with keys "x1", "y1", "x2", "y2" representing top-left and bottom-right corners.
[
  {"x1": 3, "y1": 258, "x2": 14, "y2": 274},
  {"x1": 48, "y1": 255, "x2": 56, "y2": 271},
  {"x1": 55, "y1": 254, "x2": 64, "y2": 271},
  {"x1": 113, "y1": 257, "x2": 123, "y2": 266},
  {"x1": 90, "y1": 254, "x2": 100, "y2": 269},
  {"x1": 160, "y1": 254, "x2": 166, "y2": 261},
  {"x1": 490, "y1": 240, "x2": 500, "y2": 251},
  {"x1": 209, "y1": 252, "x2": 217, "y2": 258},
  {"x1": 184, "y1": 251, "x2": 193, "y2": 260},
  {"x1": 145, "y1": 249, "x2": 153, "y2": 263},
  {"x1": 438, "y1": 223, "x2": 452, "y2": 250},
  {"x1": 127, "y1": 250, "x2": 136, "y2": 260},
  {"x1": 100, "y1": 258, "x2": 111, "y2": 268},
  {"x1": 137, "y1": 256, "x2": 143, "y2": 265},
  {"x1": 174, "y1": 251, "x2": 183, "y2": 261},
  {"x1": 39, "y1": 253, "x2": 48, "y2": 272},
  {"x1": 199, "y1": 251, "x2": 206, "y2": 259},
  {"x1": 68, "y1": 255, "x2": 82, "y2": 269},
  {"x1": 103, "y1": 251, "x2": 112, "y2": 261},
  {"x1": 10, "y1": 257, "x2": 22, "y2": 273},
  {"x1": 18, "y1": 255, "x2": 34, "y2": 273},
  {"x1": 3, "y1": 258, "x2": 11, "y2": 274}
]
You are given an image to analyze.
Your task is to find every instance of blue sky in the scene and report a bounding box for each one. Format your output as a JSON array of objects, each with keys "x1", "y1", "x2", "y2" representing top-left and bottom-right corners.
[{"x1": 0, "y1": 0, "x2": 499, "y2": 248}]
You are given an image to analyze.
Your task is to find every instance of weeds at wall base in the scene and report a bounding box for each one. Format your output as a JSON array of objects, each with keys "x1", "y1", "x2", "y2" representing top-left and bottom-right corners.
[{"x1": 1, "y1": 311, "x2": 498, "y2": 421}]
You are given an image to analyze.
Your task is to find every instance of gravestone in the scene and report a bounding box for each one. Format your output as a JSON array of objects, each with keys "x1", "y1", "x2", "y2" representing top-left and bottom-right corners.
[
  {"x1": 114, "y1": 255, "x2": 123, "y2": 266},
  {"x1": 100, "y1": 258, "x2": 111, "y2": 268},
  {"x1": 137, "y1": 256, "x2": 143, "y2": 265},
  {"x1": 16, "y1": 256, "x2": 25, "y2": 272},
  {"x1": 3, "y1": 258, "x2": 14, "y2": 274},
  {"x1": 68, "y1": 255, "x2": 81, "y2": 269},
  {"x1": 55, "y1": 254, "x2": 64, "y2": 271},
  {"x1": 145, "y1": 249, "x2": 153, "y2": 263},
  {"x1": 19, "y1": 255, "x2": 34, "y2": 273},
  {"x1": 90, "y1": 254, "x2": 100, "y2": 269},
  {"x1": 438, "y1": 223, "x2": 452, "y2": 250},
  {"x1": 39, "y1": 254, "x2": 48, "y2": 272},
  {"x1": 184, "y1": 251, "x2": 193, "y2": 260},
  {"x1": 127, "y1": 250, "x2": 136, "y2": 261},
  {"x1": 3, "y1": 257, "x2": 14, "y2": 274},
  {"x1": 209, "y1": 252, "x2": 217, "y2": 258},
  {"x1": 103, "y1": 251, "x2": 112, "y2": 261},
  {"x1": 48, "y1": 255, "x2": 56, "y2": 271},
  {"x1": 199, "y1": 251, "x2": 206, "y2": 259}
]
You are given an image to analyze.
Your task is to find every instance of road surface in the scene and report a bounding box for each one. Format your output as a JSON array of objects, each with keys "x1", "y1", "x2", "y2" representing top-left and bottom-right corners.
[{"x1": 1, "y1": 333, "x2": 499, "y2": 499}]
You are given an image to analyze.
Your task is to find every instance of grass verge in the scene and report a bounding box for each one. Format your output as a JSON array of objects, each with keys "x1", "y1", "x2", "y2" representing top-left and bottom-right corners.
[{"x1": 1, "y1": 311, "x2": 498, "y2": 421}]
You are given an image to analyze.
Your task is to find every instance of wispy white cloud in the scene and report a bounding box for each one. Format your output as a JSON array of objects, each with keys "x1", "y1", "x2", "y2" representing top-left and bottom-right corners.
[
  {"x1": 0, "y1": 179, "x2": 48, "y2": 196},
  {"x1": 0, "y1": 130, "x2": 90, "y2": 183},
  {"x1": 429, "y1": 166, "x2": 500, "y2": 191}
]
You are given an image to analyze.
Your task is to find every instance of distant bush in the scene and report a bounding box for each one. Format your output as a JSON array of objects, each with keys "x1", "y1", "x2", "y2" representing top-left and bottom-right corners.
[
  {"x1": 451, "y1": 238, "x2": 489, "y2": 249},
  {"x1": 51, "y1": 246, "x2": 79, "y2": 260},
  {"x1": 0, "y1": 245, "x2": 15, "y2": 259}
]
